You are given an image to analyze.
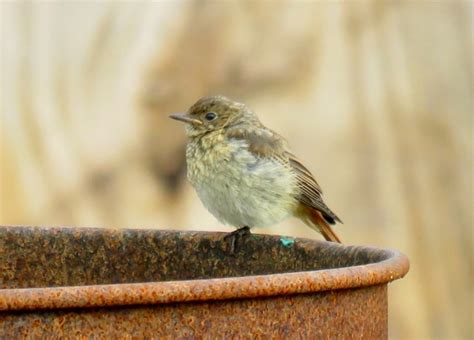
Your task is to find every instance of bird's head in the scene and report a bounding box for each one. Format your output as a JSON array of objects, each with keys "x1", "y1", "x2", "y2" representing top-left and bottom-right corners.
[{"x1": 169, "y1": 95, "x2": 257, "y2": 137}]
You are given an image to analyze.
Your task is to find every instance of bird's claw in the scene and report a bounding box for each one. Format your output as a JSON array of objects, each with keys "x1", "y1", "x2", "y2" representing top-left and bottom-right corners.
[{"x1": 224, "y1": 226, "x2": 251, "y2": 254}]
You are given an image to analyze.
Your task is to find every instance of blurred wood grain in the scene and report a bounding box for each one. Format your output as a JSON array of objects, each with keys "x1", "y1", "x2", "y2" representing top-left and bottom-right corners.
[{"x1": 1, "y1": 1, "x2": 472, "y2": 338}]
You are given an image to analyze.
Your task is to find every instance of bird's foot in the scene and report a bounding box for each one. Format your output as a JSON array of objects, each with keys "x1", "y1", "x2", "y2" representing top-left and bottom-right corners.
[{"x1": 224, "y1": 226, "x2": 251, "y2": 254}]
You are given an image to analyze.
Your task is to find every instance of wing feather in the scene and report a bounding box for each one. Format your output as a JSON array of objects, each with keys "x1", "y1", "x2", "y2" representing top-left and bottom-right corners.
[{"x1": 226, "y1": 126, "x2": 341, "y2": 224}]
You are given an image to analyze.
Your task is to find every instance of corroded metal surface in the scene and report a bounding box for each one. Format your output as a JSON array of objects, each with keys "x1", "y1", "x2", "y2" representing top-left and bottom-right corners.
[
  {"x1": 0, "y1": 286, "x2": 388, "y2": 338},
  {"x1": 0, "y1": 226, "x2": 409, "y2": 337}
]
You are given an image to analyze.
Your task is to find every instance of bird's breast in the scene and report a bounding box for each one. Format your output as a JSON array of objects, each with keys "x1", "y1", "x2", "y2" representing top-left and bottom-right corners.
[{"x1": 185, "y1": 135, "x2": 298, "y2": 227}]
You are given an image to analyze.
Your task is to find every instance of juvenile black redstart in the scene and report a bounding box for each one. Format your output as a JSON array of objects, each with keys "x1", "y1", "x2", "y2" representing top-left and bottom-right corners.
[{"x1": 170, "y1": 96, "x2": 342, "y2": 250}]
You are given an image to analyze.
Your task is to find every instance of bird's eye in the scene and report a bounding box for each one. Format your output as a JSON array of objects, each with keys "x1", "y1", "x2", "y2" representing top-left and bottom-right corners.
[{"x1": 204, "y1": 112, "x2": 217, "y2": 121}]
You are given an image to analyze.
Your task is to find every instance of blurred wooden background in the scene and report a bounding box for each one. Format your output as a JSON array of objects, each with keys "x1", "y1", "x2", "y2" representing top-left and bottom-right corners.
[{"x1": 1, "y1": 1, "x2": 472, "y2": 338}]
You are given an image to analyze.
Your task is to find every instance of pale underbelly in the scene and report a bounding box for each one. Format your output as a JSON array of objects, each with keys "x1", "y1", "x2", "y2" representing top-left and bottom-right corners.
[{"x1": 189, "y1": 155, "x2": 297, "y2": 228}]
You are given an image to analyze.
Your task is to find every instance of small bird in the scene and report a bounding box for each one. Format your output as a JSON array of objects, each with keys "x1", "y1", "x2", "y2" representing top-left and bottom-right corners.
[{"x1": 170, "y1": 96, "x2": 342, "y2": 250}]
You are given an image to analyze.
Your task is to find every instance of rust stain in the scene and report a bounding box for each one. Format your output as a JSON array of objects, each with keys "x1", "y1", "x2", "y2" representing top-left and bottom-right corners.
[{"x1": 0, "y1": 226, "x2": 409, "y2": 337}]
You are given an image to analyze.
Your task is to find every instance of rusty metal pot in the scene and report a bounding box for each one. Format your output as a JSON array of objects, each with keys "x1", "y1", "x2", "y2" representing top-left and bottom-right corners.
[{"x1": 0, "y1": 226, "x2": 408, "y2": 338}]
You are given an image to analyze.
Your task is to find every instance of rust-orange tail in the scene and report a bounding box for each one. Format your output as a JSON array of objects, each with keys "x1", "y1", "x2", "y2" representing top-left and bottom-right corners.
[{"x1": 299, "y1": 207, "x2": 342, "y2": 243}]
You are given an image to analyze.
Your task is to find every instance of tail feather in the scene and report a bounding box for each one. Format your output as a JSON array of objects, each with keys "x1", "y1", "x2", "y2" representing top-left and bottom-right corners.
[{"x1": 300, "y1": 207, "x2": 342, "y2": 243}]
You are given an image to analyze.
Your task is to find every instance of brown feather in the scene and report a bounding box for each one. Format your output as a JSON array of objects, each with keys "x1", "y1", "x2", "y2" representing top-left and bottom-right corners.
[
  {"x1": 297, "y1": 205, "x2": 342, "y2": 243},
  {"x1": 226, "y1": 127, "x2": 286, "y2": 157},
  {"x1": 286, "y1": 152, "x2": 342, "y2": 224},
  {"x1": 226, "y1": 125, "x2": 342, "y2": 227}
]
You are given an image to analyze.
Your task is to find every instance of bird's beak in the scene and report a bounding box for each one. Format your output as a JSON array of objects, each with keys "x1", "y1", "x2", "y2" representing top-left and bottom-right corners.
[{"x1": 169, "y1": 113, "x2": 202, "y2": 125}]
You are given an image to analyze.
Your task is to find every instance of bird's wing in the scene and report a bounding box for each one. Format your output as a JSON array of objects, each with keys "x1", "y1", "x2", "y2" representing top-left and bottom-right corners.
[
  {"x1": 226, "y1": 126, "x2": 287, "y2": 158},
  {"x1": 286, "y1": 152, "x2": 341, "y2": 224},
  {"x1": 227, "y1": 126, "x2": 341, "y2": 224}
]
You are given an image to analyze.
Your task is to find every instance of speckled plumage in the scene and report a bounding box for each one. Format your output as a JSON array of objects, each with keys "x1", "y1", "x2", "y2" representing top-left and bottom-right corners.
[
  {"x1": 170, "y1": 96, "x2": 342, "y2": 242},
  {"x1": 186, "y1": 131, "x2": 298, "y2": 227}
]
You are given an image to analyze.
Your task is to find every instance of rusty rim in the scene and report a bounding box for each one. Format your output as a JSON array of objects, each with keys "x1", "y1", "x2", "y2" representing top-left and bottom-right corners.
[{"x1": 0, "y1": 227, "x2": 409, "y2": 311}]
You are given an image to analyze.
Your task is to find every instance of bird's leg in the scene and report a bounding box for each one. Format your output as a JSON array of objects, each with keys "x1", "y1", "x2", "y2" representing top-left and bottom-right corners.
[{"x1": 224, "y1": 226, "x2": 251, "y2": 254}]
